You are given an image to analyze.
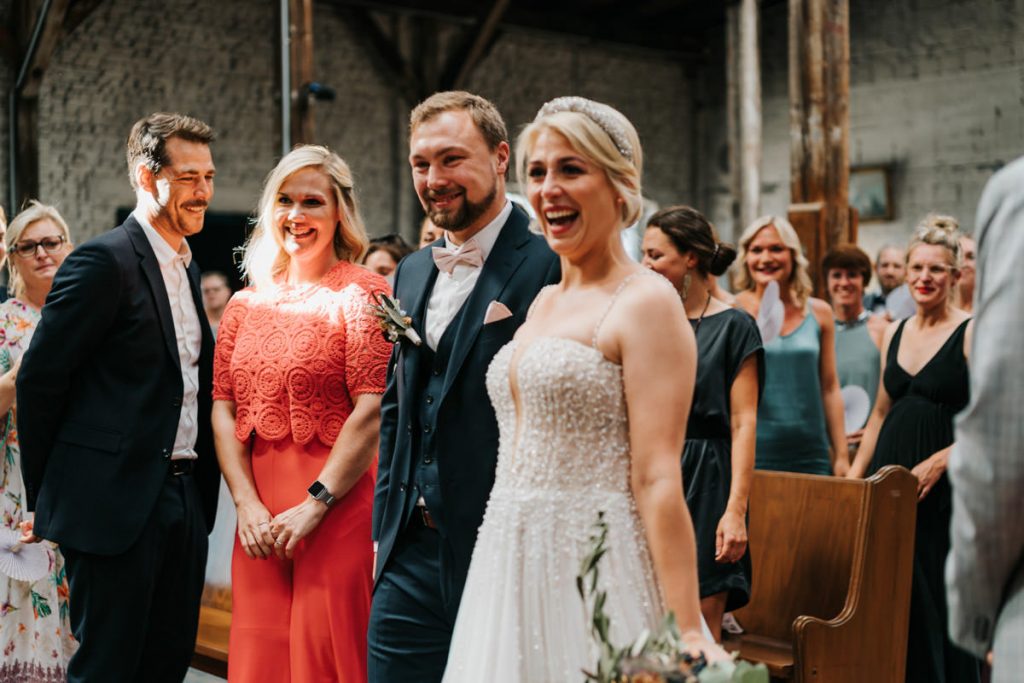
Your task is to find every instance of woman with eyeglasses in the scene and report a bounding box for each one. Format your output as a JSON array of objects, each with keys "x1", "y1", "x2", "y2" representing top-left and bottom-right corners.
[
  {"x1": 847, "y1": 214, "x2": 979, "y2": 683},
  {"x1": 0, "y1": 200, "x2": 78, "y2": 676}
]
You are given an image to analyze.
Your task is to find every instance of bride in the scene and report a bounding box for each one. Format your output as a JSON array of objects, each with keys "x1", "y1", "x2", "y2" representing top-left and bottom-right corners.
[{"x1": 442, "y1": 97, "x2": 723, "y2": 681}]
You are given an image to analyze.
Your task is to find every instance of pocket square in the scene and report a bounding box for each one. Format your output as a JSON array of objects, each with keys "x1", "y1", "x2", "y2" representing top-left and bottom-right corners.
[{"x1": 484, "y1": 301, "x2": 513, "y2": 324}]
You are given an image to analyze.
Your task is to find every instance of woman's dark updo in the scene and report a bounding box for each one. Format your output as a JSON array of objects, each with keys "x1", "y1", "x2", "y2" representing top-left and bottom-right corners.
[{"x1": 645, "y1": 205, "x2": 737, "y2": 277}]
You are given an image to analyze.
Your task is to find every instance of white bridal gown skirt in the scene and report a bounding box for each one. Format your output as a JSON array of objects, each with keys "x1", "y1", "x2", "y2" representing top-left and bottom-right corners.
[{"x1": 442, "y1": 490, "x2": 671, "y2": 683}]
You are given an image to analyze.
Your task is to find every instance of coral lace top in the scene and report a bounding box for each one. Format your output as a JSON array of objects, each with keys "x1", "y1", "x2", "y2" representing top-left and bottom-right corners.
[{"x1": 213, "y1": 261, "x2": 392, "y2": 446}]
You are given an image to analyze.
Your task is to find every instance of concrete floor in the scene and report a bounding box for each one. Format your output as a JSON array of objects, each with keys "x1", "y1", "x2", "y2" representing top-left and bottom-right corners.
[{"x1": 184, "y1": 669, "x2": 225, "y2": 682}]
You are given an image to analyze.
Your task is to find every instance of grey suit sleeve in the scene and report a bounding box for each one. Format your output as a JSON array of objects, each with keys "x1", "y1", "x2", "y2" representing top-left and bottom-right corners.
[{"x1": 946, "y1": 158, "x2": 1024, "y2": 657}]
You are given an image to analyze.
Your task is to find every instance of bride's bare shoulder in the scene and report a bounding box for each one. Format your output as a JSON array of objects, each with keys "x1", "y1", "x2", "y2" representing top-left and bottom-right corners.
[{"x1": 605, "y1": 271, "x2": 685, "y2": 328}]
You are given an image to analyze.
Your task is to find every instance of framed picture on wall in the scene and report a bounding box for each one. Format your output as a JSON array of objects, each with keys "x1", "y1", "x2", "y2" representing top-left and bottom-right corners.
[{"x1": 849, "y1": 166, "x2": 893, "y2": 222}]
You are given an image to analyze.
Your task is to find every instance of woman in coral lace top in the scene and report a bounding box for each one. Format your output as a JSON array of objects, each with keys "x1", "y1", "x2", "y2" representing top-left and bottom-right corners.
[{"x1": 212, "y1": 146, "x2": 392, "y2": 681}]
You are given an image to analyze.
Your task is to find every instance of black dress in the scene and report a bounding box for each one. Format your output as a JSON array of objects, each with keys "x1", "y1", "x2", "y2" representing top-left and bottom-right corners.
[
  {"x1": 683, "y1": 307, "x2": 763, "y2": 610},
  {"x1": 869, "y1": 318, "x2": 979, "y2": 683}
]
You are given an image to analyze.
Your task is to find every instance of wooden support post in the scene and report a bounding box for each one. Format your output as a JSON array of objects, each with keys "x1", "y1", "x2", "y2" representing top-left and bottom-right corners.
[
  {"x1": 726, "y1": 0, "x2": 762, "y2": 237},
  {"x1": 725, "y1": 3, "x2": 741, "y2": 235},
  {"x1": 823, "y1": 0, "x2": 850, "y2": 248},
  {"x1": 788, "y1": 0, "x2": 851, "y2": 294},
  {"x1": 10, "y1": 0, "x2": 72, "y2": 209},
  {"x1": 737, "y1": 0, "x2": 762, "y2": 232},
  {"x1": 289, "y1": 0, "x2": 315, "y2": 146}
]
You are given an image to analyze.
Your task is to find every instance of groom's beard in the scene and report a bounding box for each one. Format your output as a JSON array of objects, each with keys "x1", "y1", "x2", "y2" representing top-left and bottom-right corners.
[{"x1": 425, "y1": 181, "x2": 498, "y2": 233}]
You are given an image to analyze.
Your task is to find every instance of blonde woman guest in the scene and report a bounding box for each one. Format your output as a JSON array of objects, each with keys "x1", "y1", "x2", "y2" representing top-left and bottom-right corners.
[
  {"x1": 0, "y1": 201, "x2": 77, "y2": 678},
  {"x1": 847, "y1": 215, "x2": 979, "y2": 683},
  {"x1": 442, "y1": 97, "x2": 723, "y2": 681},
  {"x1": 954, "y1": 233, "x2": 976, "y2": 313},
  {"x1": 734, "y1": 217, "x2": 847, "y2": 475},
  {"x1": 642, "y1": 206, "x2": 762, "y2": 641},
  {"x1": 213, "y1": 145, "x2": 392, "y2": 681}
]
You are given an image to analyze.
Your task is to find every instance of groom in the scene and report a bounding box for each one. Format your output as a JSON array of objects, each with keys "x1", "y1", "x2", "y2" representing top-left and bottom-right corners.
[{"x1": 368, "y1": 91, "x2": 559, "y2": 681}]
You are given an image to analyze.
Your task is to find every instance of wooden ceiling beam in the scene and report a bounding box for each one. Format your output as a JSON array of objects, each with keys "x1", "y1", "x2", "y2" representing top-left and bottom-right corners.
[
  {"x1": 336, "y1": 7, "x2": 424, "y2": 106},
  {"x1": 440, "y1": 0, "x2": 510, "y2": 91},
  {"x1": 63, "y1": 0, "x2": 106, "y2": 37},
  {"x1": 15, "y1": 0, "x2": 72, "y2": 99}
]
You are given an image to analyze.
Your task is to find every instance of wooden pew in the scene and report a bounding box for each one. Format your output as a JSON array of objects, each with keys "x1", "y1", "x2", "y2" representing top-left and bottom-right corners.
[
  {"x1": 722, "y1": 465, "x2": 916, "y2": 682},
  {"x1": 191, "y1": 601, "x2": 230, "y2": 677}
]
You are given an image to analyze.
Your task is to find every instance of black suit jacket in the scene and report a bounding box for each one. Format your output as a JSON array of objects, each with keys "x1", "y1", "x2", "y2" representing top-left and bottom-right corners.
[
  {"x1": 18, "y1": 216, "x2": 219, "y2": 556},
  {"x1": 373, "y1": 205, "x2": 559, "y2": 587}
]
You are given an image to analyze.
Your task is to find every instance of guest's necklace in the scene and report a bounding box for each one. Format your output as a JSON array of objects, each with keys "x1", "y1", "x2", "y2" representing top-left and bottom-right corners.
[{"x1": 689, "y1": 292, "x2": 713, "y2": 336}]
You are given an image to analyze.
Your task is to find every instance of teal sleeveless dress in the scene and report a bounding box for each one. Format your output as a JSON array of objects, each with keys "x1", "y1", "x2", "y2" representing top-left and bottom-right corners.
[
  {"x1": 754, "y1": 312, "x2": 832, "y2": 474},
  {"x1": 835, "y1": 314, "x2": 881, "y2": 414}
]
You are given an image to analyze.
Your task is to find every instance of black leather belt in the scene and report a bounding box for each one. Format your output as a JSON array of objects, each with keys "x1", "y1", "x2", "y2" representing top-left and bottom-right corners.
[{"x1": 169, "y1": 459, "x2": 195, "y2": 476}]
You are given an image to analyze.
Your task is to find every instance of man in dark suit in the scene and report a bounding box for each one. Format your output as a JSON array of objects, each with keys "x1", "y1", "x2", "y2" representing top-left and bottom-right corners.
[
  {"x1": 17, "y1": 112, "x2": 220, "y2": 682},
  {"x1": 368, "y1": 91, "x2": 559, "y2": 681}
]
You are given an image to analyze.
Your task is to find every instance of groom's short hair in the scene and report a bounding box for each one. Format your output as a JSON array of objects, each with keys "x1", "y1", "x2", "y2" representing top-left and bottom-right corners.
[{"x1": 409, "y1": 91, "x2": 508, "y2": 150}]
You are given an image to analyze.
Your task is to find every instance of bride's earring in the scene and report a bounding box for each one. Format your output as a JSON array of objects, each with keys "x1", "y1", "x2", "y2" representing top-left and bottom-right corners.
[{"x1": 682, "y1": 273, "x2": 691, "y2": 300}]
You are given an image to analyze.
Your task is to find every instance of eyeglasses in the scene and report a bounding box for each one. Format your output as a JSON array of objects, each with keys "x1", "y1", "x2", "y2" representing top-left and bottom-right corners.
[{"x1": 13, "y1": 235, "x2": 67, "y2": 258}]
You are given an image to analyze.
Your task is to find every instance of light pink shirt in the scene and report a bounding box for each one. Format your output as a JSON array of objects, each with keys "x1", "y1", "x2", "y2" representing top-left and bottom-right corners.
[{"x1": 134, "y1": 210, "x2": 202, "y2": 460}]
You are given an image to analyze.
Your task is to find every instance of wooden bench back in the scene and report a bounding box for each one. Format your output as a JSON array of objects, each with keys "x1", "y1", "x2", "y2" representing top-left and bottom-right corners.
[{"x1": 733, "y1": 470, "x2": 869, "y2": 640}]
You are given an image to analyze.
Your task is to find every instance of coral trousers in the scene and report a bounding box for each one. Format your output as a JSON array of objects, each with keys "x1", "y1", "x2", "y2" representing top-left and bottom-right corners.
[{"x1": 228, "y1": 436, "x2": 374, "y2": 682}]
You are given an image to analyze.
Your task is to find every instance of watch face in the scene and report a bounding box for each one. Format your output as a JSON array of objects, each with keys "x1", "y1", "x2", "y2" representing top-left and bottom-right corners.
[{"x1": 308, "y1": 481, "x2": 326, "y2": 497}]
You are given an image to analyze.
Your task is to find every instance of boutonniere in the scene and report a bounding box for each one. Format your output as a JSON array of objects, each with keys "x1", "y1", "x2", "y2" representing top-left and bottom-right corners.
[{"x1": 369, "y1": 293, "x2": 422, "y2": 346}]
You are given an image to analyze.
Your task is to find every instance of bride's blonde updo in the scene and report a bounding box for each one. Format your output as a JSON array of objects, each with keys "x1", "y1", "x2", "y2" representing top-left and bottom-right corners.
[
  {"x1": 516, "y1": 96, "x2": 644, "y2": 227},
  {"x1": 908, "y1": 212, "x2": 961, "y2": 269}
]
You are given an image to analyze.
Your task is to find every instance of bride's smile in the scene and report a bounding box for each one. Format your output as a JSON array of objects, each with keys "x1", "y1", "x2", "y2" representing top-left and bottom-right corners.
[{"x1": 526, "y1": 129, "x2": 622, "y2": 256}]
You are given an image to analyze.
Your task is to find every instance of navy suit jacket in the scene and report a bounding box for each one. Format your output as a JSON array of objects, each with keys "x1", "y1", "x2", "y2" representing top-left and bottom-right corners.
[
  {"x1": 17, "y1": 216, "x2": 219, "y2": 556},
  {"x1": 373, "y1": 205, "x2": 559, "y2": 586}
]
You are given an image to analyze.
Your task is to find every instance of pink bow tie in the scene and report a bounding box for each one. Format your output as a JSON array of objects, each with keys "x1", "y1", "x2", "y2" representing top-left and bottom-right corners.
[{"x1": 432, "y1": 241, "x2": 484, "y2": 274}]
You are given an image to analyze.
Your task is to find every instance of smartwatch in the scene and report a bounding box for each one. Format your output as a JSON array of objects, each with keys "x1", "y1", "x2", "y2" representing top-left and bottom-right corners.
[{"x1": 308, "y1": 480, "x2": 336, "y2": 507}]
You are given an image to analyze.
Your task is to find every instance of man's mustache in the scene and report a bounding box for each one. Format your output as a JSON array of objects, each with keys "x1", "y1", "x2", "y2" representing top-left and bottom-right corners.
[{"x1": 425, "y1": 188, "x2": 461, "y2": 200}]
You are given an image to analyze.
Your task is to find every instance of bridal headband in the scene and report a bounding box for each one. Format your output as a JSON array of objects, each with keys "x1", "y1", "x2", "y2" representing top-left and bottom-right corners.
[{"x1": 535, "y1": 96, "x2": 634, "y2": 163}]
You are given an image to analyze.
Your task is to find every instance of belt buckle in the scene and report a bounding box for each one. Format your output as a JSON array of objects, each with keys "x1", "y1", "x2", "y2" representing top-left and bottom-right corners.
[{"x1": 170, "y1": 460, "x2": 192, "y2": 476}]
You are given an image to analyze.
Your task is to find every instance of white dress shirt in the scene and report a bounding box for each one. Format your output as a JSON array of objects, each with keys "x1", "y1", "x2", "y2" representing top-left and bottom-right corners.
[
  {"x1": 134, "y1": 210, "x2": 202, "y2": 460},
  {"x1": 424, "y1": 200, "x2": 512, "y2": 350}
]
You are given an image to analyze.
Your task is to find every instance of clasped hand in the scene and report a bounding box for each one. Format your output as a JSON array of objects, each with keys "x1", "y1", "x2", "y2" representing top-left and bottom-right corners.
[{"x1": 237, "y1": 497, "x2": 328, "y2": 560}]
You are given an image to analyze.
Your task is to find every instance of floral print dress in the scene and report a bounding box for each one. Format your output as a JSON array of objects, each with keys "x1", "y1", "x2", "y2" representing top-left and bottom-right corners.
[{"x1": 0, "y1": 299, "x2": 76, "y2": 681}]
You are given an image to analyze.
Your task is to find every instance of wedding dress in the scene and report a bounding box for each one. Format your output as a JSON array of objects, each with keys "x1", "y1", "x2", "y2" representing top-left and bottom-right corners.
[{"x1": 444, "y1": 274, "x2": 704, "y2": 682}]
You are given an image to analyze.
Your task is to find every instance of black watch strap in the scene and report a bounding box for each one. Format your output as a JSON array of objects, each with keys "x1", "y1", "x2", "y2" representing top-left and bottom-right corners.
[{"x1": 308, "y1": 480, "x2": 336, "y2": 507}]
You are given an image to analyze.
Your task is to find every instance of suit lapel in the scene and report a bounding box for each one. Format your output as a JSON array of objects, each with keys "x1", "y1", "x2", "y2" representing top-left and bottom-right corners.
[
  {"x1": 396, "y1": 247, "x2": 441, "y2": 397},
  {"x1": 124, "y1": 217, "x2": 181, "y2": 368},
  {"x1": 441, "y1": 209, "x2": 530, "y2": 399}
]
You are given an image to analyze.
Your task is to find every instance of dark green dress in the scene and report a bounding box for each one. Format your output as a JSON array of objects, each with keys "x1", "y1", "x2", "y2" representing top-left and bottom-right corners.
[
  {"x1": 683, "y1": 308, "x2": 763, "y2": 610},
  {"x1": 868, "y1": 318, "x2": 979, "y2": 683}
]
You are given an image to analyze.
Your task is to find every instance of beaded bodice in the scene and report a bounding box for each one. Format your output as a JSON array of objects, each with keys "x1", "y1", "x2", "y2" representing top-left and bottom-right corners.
[{"x1": 486, "y1": 337, "x2": 631, "y2": 497}]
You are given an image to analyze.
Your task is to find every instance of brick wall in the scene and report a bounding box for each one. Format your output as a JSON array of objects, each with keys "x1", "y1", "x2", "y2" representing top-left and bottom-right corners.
[
  {"x1": 697, "y1": 0, "x2": 1024, "y2": 268},
  {"x1": 0, "y1": 0, "x2": 693, "y2": 248},
  {"x1": 4, "y1": 0, "x2": 1019, "y2": 266}
]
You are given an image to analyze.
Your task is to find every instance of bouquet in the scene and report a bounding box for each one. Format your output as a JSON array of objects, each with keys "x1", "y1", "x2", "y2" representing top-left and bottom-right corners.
[{"x1": 579, "y1": 512, "x2": 768, "y2": 683}]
